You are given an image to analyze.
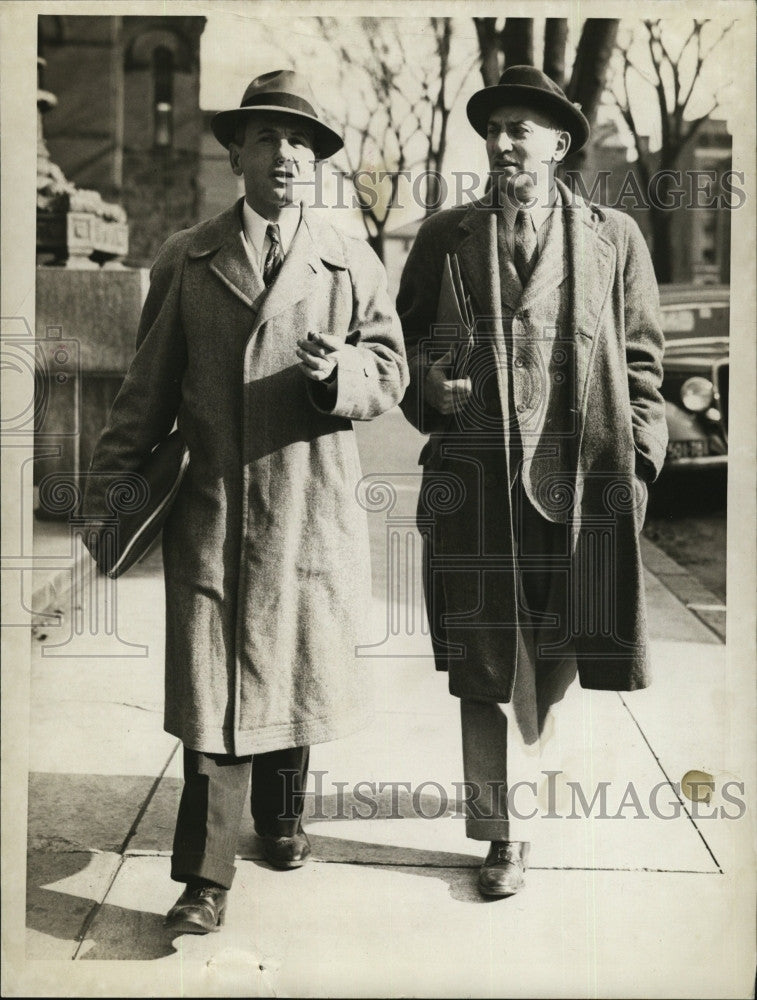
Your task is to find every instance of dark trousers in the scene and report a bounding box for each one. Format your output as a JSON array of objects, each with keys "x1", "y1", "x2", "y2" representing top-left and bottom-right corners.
[{"x1": 171, "y1": 744, "x2": 310, "y2": 889}]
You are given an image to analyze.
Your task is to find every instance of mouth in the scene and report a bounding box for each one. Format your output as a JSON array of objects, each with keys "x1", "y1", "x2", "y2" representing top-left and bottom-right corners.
[
  {"x1": 494, "y1": 161, "x2": 519, "y2": 171},
  {"x1": 270, "y1": 171, "x2": 295, "y2": 183}
]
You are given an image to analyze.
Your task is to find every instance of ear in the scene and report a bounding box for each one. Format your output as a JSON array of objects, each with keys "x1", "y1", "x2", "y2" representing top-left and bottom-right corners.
[
  {"x1": 229, "y1": 142, "x2": 243, "y2": 177},
  {"x1": 553, "y1": 129, "x2": 571, "y2": 164}
]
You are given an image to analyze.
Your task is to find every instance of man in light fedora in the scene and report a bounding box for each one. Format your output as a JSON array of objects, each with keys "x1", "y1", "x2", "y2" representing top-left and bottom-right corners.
[
  {"x1": 85, "y1": 70, "x2": 407, "y2": 933},
  {"x1": 397, "y1": 65, "x2": 666, "y2": 897}
]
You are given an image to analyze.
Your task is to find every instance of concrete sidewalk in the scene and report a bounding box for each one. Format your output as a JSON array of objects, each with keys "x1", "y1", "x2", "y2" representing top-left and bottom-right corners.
[{"x1": 17, "y1": 413, "x2": 753, "y2": 998}]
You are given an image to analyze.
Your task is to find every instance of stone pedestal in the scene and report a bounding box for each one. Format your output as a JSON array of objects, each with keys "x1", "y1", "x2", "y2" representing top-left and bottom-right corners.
[
  {"x1": 34, "y1": 267, "x2": 149, "y2": 517},
  {"x1": 37, "y1": 211, "x2": 130, "y2": 268}
]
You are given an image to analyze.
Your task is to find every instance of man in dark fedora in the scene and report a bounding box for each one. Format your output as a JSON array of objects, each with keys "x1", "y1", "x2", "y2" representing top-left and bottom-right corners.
[
  {"x1": 398, "y1": 66, "x2": 666, "y2": 897},
  {"x1": 85, "y1": 70, "x2": 407, "y2": 933}
]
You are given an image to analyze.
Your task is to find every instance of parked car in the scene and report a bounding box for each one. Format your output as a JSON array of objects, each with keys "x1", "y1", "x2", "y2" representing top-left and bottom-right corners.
[{"x1": 658, "y1": 284, "x2": 729, "y2": 469}]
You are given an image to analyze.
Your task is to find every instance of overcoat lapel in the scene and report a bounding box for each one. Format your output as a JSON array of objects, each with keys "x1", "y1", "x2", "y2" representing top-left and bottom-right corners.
[
  {"x1": 253, "y1": 209, "x2": 322, "y2": 330},
  {"x1": 210, "y1": 229, "x2": 266, "y2": 311},
  {"x1": 556, "y1": 180, "x2": 617, "y2": 418},
  {"x1": 198, "y1": 201, "x2": 345, "y2": 331},
  {"x1": 455, "y1": 202, "x2": 520, "y2": 483},
  {"x1": 456, "y1": 203, "x2": 502, "y2": 322},
  {"x1": 191, "y1": 200, "x2": 266, "y2": 311}
]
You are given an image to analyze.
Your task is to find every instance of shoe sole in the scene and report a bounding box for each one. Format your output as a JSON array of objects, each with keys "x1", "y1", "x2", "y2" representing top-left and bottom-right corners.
[
  {"x1": 264, "y1": 855, "x2": 310, "y2": 870},
  {"x1": 164, "y1": 912, "x2": 225, "y2": 935},
  {"x1": 478, "y1": 879, "x2": 525, "y2": 898},
  {"x1": 164, "y1": 919, "x2": 219, "y2": 935}
]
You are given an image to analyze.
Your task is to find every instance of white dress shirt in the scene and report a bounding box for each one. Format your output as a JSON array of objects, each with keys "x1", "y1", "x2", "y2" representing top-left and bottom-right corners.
[{"x1": 241, "y1": 200, "x2": 301, "y2": 272}]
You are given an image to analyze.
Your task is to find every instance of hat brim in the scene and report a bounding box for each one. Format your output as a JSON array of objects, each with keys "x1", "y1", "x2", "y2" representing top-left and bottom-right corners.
[
  {"x1": 466, "y1": 83, "x2": 590, "y2": 154},
  {"x1": 212, "y1": 105, "x2": 344, "y2": 160}
]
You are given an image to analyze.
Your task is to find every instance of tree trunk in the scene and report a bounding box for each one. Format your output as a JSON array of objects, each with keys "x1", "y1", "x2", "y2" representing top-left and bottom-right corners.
[
  {"x1": 562, "y1": 18, "x2": 619, "y2": 173},
  {"x1": 649, "y1": 205, "x2": 673, "y2": 283},
  {"x1": 368, "y1": 229, "x2": 385, "y2": 263},
  {"x1": 473, "y1": 18, "x2": 502, "y2": 86},
  {"x1": 424, "y1": 171, "x2": 443, "y2": 217},
  {"x1": 543, "y1": 19, "x2": 568, "y2": 87},
  {"x1": 502, "y1": 18, "x2": 534, "y2": 68},
  {"x1": 565, "y1": 19, "x2": 619, "y2": 125}
]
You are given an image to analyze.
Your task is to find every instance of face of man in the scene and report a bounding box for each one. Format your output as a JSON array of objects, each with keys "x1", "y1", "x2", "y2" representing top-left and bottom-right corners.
[
  {"x1": 229, "y1": 112, "x2": 316, "y2": 219},
  {"x1": 485, "y1": 104, "x2": 570, "y2": 205}
]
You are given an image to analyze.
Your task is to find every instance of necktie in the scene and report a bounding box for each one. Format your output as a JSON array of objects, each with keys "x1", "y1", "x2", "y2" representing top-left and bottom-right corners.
[
  {"x1": 263, "y1": 223, "x2": 283, "y2": 287},
  {"x1": 513, "y1": 209, "x2": 537, "y2": 287}
]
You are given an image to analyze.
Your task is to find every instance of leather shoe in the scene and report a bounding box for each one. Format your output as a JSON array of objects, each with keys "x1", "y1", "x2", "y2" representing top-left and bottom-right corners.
[
  {"x1": 164, "y1": 882, "x2": 227, "y2": 934},
  {"x1": 478, "y1": 840, "x2": 530, "y2": 898},
  {"x1": 257, "y1": 829, "x2": 311, "y2": 870}
]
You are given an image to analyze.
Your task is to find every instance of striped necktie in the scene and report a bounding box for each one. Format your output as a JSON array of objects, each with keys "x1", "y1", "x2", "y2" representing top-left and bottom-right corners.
[{"x1": 263, "y1": 223, "x2": 283, "y2": 287}]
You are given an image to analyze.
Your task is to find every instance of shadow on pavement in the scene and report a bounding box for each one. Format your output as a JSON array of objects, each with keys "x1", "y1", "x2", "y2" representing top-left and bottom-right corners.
[
  {"x1": 28, "y1": 772, "x2": 160, "y2": 853},
  {"x1": 26, "y1": 850, "x2": 178, "y2": 961}
]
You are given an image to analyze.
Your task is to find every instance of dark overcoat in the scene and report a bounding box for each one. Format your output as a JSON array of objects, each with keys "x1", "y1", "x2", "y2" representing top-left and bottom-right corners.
[
  {"x1": 85, "y1": 199, "x2": 408, "y2": 754},
  {"x1": 397, "y1": 179, "x2": 668, "y2": 700}
]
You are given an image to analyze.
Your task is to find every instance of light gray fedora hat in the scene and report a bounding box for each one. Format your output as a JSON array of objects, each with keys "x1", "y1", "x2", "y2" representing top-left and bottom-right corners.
[{"x1": 212, "y1": 69, "x2": 344, "y2": 160}]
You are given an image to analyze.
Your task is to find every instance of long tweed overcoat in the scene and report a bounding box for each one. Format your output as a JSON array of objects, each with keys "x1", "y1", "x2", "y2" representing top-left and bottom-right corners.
[
  {"x1": 397, "y1": 179, "x2": 668, "y2": 701},
  {"x1": 85, "y1": 199, "x2": 408, "y2": 754}
]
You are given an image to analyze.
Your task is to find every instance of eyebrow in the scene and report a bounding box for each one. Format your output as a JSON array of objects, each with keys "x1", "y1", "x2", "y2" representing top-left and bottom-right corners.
[
  {"x1": 488, "y1": 118, "x2": 530, "y2": 128},
  {"x1": 252, "y1": 125, "x2": 310, "y2": 139}
]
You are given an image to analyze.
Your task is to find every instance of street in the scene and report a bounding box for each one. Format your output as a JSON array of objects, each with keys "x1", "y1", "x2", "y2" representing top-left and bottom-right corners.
[{"x1": 645, "y1": 467, "x2": 728, "y2": 605}]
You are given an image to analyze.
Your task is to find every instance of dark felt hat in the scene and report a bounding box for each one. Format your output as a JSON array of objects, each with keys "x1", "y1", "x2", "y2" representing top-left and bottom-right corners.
[
  {"x1": 212, "y1": 69, "x2": 344, "y2": 160},
  {"x1": 466, "y1": 65, "x2": 590, "y2": 153}
]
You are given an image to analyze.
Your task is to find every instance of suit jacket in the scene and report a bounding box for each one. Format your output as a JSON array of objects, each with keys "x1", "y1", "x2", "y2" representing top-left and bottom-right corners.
[
  {"x1": 397, "y1": 179, "x2": 668, "y2": 698},
  {"x1": 84, "y1": 199, "x2": 408, "y2": 754}
]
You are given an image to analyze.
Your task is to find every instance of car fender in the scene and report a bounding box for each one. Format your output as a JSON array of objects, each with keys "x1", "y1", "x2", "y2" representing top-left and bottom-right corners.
[{"x1": 664, "y1": 401, "x2": 709, "y2": 443}]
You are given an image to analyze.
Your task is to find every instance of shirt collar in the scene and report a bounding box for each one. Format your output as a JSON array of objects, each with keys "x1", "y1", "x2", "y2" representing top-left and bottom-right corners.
[
  {"x1": 501, "y1": 184, "x2": 558, "y2": 234},
  {"x1": 242, "y1": 200, "x2": 301, "y2": 258}
]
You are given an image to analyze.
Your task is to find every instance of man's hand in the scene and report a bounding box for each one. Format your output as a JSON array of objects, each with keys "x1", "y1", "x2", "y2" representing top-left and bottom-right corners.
[
  {"x1": 296, "y1": 333, "x2": 339, "y2": 382},
  {"x1": 425, "y1": 350, "x2": 472, "y2": 415}
]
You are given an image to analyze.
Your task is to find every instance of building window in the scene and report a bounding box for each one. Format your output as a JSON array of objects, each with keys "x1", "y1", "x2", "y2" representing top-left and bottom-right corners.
[{"x1": 153, "y1": 46, "x2": 173, "y2": 148}]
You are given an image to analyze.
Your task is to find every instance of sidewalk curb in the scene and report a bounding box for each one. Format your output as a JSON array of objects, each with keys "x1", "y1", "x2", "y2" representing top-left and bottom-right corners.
[
  {"x1": 639, "y1": 535, "x2": 726, "y2": 642},
  {"x1": 30, "y1": 546, "x2": 89, "y2": 633}
]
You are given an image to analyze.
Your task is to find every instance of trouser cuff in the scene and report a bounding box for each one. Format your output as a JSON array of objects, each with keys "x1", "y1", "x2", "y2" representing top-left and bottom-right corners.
[
  {"x1": 465, "y1": 819, "x2": 513, "y2": 841},
  {"x1": 171, "y1": 851, "x2": 237, "y2": 890}
]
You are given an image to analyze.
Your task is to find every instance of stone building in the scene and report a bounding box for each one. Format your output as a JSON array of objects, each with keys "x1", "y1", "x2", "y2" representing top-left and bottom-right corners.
[{"x1": 38, "y1": 14, "x2": 207, "y2": 268}]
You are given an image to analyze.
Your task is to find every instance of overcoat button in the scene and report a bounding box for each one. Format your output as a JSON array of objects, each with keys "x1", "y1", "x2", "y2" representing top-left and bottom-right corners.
[{"x1": 517, "y1": 403, "x2": 527, "y2": 413}]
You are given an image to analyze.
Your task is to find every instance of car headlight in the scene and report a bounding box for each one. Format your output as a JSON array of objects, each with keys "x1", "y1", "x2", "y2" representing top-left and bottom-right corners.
[{"x1": 680, "y1": 376, "x2": 714, "y2": 413}]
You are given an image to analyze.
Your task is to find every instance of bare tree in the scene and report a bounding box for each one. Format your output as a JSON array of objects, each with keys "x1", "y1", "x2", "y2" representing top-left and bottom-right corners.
[
  {"x1": 473, "y1": 18, "x2": 503, "y2": 87},
  {"x1": 316, "y1": 18, "x2": 419, "y2": 260},
  {"x1": 561, "y1": 19, "x2": 619, "y2": 172},
  {"x1": 423, "y1": 18, "x2": 478, "y2": 216},
  {"x1": 472, "y1": 18, "x2": 535, "y2": 85},
  {"x1": 611, "y1": 18, "x2": 734, "y2": 281},
  {"x1": 543, "y1": 19, "x2": 569, "y2": 87},
  {"x1": 317, "y1": 16, "x2": 474, "y2": 255},
  {"x1": 502, "y1": 18, "x2": 534, "y2": 68},
  {"x1": 566, "y1": 22, "x2": 619, "y2": 129},
  {"x1": 472, "y1": 18, "x2": 619, "y2": 137}
]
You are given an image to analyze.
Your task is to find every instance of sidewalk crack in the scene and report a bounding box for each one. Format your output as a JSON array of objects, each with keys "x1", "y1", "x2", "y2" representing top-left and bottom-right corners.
[
  {"x1": 70, "y1": 740, "x2": 181, "y2": 959},
  {"x1": 617, "y1": 693, "x2": 723, "y2": 873}
]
